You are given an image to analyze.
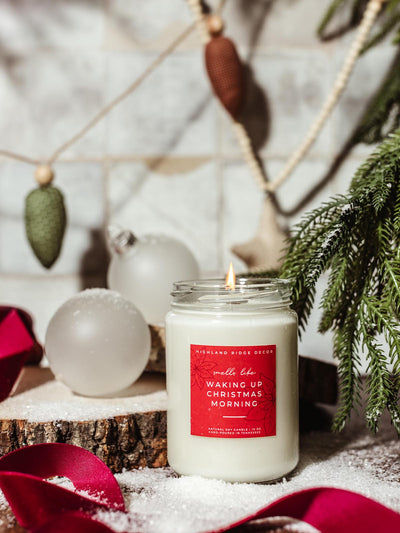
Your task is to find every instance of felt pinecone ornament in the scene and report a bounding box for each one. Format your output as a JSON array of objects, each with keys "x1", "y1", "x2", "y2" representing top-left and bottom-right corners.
[
  {"x1": 25, "y1": 166, "x2": 67, "y2": 269},
  {"x1": 204, "y1": 16, "x2": 245, "y2": 120}
]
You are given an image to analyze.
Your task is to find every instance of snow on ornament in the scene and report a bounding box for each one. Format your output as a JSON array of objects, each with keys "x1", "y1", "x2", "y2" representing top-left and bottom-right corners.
[
  {"x1": 107, "y1": 226, "x2": 200, "y2": 325},
  {"x1": 45, "y1": 289, "x2": 150, "y2": 397}
]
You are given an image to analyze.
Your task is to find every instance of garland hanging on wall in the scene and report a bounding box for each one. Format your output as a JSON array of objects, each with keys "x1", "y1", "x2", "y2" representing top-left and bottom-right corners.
[
  {"x1": 188, "y1": 0, "x2": 393, "y2": 271},
  {"x1": 0, "y1": 24, "x2": 195, "y2": 268},
  {"x1": 189, "y1": 0, "x2": 391, "y2": 195},
  {"x1": 0, "y1": 0, "x2": 391, "y2": 268}
]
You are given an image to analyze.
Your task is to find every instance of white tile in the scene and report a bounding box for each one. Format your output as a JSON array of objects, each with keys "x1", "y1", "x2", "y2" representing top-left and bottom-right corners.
[
  {"x1": 0, "y1": 0, "x2": 104, "y2": 53},
  {"x1": 104, "y1": 0, "x2": 195, "y2": 51},
  {"x1": 105, "y1": 50, "x2": 216, "y2": 156},
  {"x1": 221, "y1": 157, "x2": 338, "y2": 270},
  {"x1": 267, "y1": 158, "x2": 336, "y2": 227},
  {"x1": 221, "y1": 49, "x2": 335, "y2": 158},
  {"x1": 0, "y1": 273, "x2": 105, "y2": 342},
  {"x1": 0, "y1": 52, "x2": 106, "y2": 159},
  {"x1": 108, "y1": 159, "x2": 220, "y2": 273},
  {"x1": 298, "y1": 274, "x2": 335, "y2": 364},
  {"x1": 223, "y1": 0, "x2": 329, "y2": 50},
  {"x1": 331, "y1": 44, "x2": 397, "y2": 157},
  {"x1": 330, "y1": 156, "x2": 366, "y2": 196},
  {"x1": 221, "y1": 161, "x2": 265, "y2": 271},
  {"x1": 0, "y1": 161, "x2": 106, "y2": 274}
]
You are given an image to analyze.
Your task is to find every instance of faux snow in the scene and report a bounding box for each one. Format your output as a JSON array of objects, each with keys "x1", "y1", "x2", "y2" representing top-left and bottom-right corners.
[
  {"x1": 2, "y1": 409, "x2": 392, "y2": 533},
  {"x1": 93, "y1": 432, "x2": 400, "y2": 533},
  {"x1": 0, "y1": 368, "x2": 166, "y2": 422},
  {"x1": 1, "y1": 371, "x2": 400, "y2": 532}
]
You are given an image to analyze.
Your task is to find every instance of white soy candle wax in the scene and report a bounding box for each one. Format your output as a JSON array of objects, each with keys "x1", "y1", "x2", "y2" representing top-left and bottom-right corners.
[{"x1": 165, "y1": 273, "x2": 298, "y2": 483}]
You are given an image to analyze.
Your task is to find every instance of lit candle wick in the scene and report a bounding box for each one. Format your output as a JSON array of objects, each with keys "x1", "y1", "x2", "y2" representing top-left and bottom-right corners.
[{"x1": 225, "y1": 262, "x2": 236, "y2": 290}]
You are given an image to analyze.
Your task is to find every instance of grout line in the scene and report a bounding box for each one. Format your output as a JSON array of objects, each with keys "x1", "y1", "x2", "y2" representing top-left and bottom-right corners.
[
  {"x1": 0, "y1": 152, "x2": 359, "y2": 165},
  {"x1": 102, "y1": 158, "x2": 111, "y2": 240},
  {"x1": 216, "y1": 106, "x2": 225, "y2": 273},
  {"x1": 0, "y1": 272, "x2": 96, "y2": 280},
  {"x1": 102, "y1": 0, "x2": 112, "y2": 51},
  {"x1": 0, "y1": 155, "x2": 215, "y2": 164}
]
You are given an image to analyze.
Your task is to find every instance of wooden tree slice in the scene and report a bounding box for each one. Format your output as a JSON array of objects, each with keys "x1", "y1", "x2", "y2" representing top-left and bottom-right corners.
[{"x1": 0, "y1": 367, "x2": 167, "y2": 473}]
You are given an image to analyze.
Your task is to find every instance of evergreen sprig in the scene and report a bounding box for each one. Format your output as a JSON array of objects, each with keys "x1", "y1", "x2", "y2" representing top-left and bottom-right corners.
[
  {"x1": 351, "y1": 51, "x2": 400, "y2": 145},
  {"x1": 318, "y1": 0, "x2": 400, "y2": 45},
  {"x1": 279, "y1": 128, "x2": 400, "y2": 433},
  {"x1": 318, "y1": 2, "x2": 400, "y2": 147}
]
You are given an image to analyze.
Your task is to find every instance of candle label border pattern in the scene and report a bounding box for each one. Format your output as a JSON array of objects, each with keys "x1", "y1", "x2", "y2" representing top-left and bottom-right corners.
[{"x1": 190, "y1": 344, "x2": 276, "y2": 438}]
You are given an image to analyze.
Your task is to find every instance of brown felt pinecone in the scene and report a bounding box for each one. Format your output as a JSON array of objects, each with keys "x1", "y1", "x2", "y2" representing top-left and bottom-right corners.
[{"x1": 205, "y1": 36, "x2": 245, "y2": 119}]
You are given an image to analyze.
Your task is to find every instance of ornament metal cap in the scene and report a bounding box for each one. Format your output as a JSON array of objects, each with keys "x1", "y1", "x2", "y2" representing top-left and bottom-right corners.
[{"x1": 107, "y1": 225, "x2": 137, "y2": 255}]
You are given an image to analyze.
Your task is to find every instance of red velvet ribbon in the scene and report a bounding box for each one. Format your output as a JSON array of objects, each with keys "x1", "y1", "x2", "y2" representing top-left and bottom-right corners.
[
  {"x1": 0, "y1": 306, "x2": 43, "y2": 366},
  {"x1": 217, "y1": 487, "x2": 400, "y2": 533},
  {"x1": 0, "y1": 309, "x2": 37, "y2": 401},
  {"x1": 0, "y1": 444, "x2": 124, "y2": 532},
  {"x1": 0, "y1": 443, "x2": 400, "y2": 533}
]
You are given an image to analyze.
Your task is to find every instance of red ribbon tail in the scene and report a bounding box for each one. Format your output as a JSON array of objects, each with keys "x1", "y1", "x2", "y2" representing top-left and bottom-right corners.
[
  {"x1": 0, "y1": 472, "x2": 102, "y2": 529},
  {"x1": 0, "y1": 443, "x2": 126, "y2": 530},
  {"x1": 218, "y1": 487, "x2": 400, "y2": 533},
  {"x1": 0, "y1": 353, "x2": 28, "y2": 401},
  {"x1": 0, "y1": 309, "x2": 37, "y2": 401}
]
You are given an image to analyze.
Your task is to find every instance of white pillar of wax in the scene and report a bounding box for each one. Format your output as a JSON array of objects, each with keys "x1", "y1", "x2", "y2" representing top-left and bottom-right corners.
[{"x1": 166, "y1": 278, "x2": 298, "y2": 483}]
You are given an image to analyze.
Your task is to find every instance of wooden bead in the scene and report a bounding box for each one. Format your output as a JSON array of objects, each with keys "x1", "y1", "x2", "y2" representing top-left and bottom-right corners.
[
  {"x1": 206, "y1": 14, "x2": 224, "y2": 36},
  {"x1": 34, "y1": 165, "x2": 54, "y2": 186}
]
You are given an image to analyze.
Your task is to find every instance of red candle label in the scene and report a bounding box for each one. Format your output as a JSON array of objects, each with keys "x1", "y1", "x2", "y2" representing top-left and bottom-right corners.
[{"x1": 190, "y1": 344, "x2": 276, "y2": 438}]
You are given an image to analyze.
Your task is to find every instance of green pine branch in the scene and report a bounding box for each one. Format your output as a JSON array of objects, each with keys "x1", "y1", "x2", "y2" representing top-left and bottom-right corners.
[
  {"x1": 331, "y1": 303, "x2": 363, "y2": 432},
  {"x1": 280, "y1": 128, "x2": 400, "y2": 434},
  {"x1": 318, "y1": 0, "x2": 400, "y2": 44},
  {"x1": 351, "y1": 52, "x2": 400, "y2": 145}
]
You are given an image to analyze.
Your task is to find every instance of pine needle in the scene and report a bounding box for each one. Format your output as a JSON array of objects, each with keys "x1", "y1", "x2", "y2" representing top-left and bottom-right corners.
[{"x1": 281, "y1": 128, "x2": 400, "y2": 434}]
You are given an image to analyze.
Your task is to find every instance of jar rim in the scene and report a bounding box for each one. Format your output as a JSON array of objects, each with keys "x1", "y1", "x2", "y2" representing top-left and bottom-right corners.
[{"x1": 171, "y1": 277, "x2": 292, "y2": 310}]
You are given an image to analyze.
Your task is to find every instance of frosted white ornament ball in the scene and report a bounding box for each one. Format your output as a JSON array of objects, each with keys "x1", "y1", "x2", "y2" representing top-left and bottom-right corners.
[
  {"x1": 108, "y1": 231, "x2": 199, "y2": 325},
  {"x1": 45, "y1": 289, "x2": 151, "y2": 396}
]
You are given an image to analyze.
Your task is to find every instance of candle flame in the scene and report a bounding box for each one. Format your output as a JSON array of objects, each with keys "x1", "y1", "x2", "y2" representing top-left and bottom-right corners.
[{"x1": 225, "y1": 262, "x2": 236, "y2": 290}]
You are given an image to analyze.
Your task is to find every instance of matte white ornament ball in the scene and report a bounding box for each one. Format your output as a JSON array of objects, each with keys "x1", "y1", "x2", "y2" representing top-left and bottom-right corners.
[
  {"x1": 45, "y1": 289, "x2": 151, "y2": 396},
  {"x1": 107, "y1": 227, "x2": 200, "y2": 325}
]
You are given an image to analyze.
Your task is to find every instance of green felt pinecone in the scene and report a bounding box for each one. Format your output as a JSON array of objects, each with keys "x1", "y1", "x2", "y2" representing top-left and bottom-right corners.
[{"x1": 25, "y1": 185, "x2": 67, "y2": 269}]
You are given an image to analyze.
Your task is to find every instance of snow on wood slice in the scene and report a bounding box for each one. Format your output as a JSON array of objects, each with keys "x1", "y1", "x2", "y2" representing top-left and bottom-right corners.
[{"x1": 0, "y1": 367, "x2": 167, "y2": 473}]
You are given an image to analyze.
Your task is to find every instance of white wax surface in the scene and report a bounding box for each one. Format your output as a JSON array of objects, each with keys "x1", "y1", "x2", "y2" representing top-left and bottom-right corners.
[{"x1": 166, "y1": 308, "x2": 298, "y2": 483}]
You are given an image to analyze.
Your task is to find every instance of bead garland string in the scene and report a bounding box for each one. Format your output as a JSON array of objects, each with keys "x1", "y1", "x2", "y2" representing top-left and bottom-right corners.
[
  {"x1": 0, "y1": 0, "x2": 388, "y2": 193},
  {"x1": 0, "y1": 22, "x2": 196, "y2": 179},
  {"x1": 188, "y1": 0, "x2": 388, "y2": 194},
  {"x1": 266, "y1": 0, "x2": 388, "y2": 193},
  {"x1": 187, "y1": 0, "x2": 268, "y2": 190}
]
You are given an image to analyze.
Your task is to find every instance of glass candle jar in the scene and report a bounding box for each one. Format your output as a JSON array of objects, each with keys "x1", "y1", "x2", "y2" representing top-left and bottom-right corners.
[{"x1": 165, "y1": 278, "x2": 298, "y2": 483}]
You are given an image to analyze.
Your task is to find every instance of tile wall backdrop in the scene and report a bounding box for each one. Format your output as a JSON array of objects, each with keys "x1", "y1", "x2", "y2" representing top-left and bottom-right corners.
[{"x1": 0, "y1": 0, "x2": 396, "y2": 363}]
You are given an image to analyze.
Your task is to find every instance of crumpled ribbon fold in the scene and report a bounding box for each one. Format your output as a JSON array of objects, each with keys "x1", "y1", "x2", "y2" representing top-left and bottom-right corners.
[
  {"x1": 0, "y1": 308, "x2": 39, "y2": 402},
  {"x1": 0, "y1": 443, "x2": 399, "y2": 533},
  {"x1": 0, "y1": 306, "x2": 43, "y2": 402},
  {"x1": 218, "y1": 486, "x2": 400, "y2": 533},
  {"x1": 0, "y1": 443, "x2": 124, "y2": 531}
]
